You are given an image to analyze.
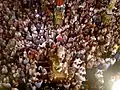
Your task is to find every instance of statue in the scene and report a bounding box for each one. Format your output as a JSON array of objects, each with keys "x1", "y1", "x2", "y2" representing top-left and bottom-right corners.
[{"x1": 49, "y1": 46, "x2": 71, "y2": 81}]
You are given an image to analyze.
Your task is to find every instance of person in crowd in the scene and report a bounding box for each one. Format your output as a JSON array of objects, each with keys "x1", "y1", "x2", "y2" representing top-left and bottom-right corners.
[{"x1": 0, "y1": 0, "x2": 120, "y2": 90}]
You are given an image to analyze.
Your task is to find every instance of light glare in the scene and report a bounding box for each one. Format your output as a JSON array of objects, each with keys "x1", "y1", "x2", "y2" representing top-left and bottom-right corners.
[{"x1": 112, "y1": 80, "x2": 120, "y2": 90}]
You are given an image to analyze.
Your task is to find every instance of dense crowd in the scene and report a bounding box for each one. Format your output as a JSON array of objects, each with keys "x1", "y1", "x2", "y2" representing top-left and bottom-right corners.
[{"x1": 0, "y1": 0, "x2": 120, "y2": 90}]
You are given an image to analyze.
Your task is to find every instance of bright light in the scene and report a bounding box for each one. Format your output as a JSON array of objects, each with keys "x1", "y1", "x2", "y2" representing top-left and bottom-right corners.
[{"x1": 112, "y1": 80, "x2": 120, "y2": 90}]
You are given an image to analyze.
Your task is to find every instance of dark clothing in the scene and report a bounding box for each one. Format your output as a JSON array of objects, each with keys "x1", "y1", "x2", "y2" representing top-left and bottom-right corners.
[{"x1": 17, "y1": 82, "x2": 26, "y2": 90}]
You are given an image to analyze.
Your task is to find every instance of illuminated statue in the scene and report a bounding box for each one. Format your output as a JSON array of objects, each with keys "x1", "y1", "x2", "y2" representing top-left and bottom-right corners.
[{"x1": 49, "y1": 46, "x2": 71, "y2": 81}]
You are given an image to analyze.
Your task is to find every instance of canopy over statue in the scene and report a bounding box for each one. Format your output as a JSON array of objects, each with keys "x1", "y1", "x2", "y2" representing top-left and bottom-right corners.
[{"x1": 56, "y1": 0, "x2": 64, "y2": 6}]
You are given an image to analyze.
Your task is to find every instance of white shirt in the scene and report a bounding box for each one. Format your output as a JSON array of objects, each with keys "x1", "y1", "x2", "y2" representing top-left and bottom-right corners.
[
  {"x1": 2, "y1": 83, "x2": 11, "y2": 88},
  {"x1": 12, "y1": 88, "x2": 18, "y2": 90},
  {"x1": 105, "y1": 62, "x2": 111, "y2": 69},
  {"x1": 2, "y1": 66, "x2": 8, "y2": 74},
  {"x1": 31, "y1": 25, "x2": 37, "y2": 31},
  {"x1": 41, "y1": 24, "x2": 44, "y2": 30},
  {"x1": 24, "y1": 27, "x2": 28, "y2": 32},
  {"x1": 39, "y1": 41, "x2": 46, "y2": 47},
  {"x1": 15, "y1": 32, "x2": 21, "y2": 37},
  {"x1": 32, "y1": 33, "x2": 38, "y2": 38},
  {"x1": 57, "y1": 28, "x2": 62, "y2": 34},
  {"x1": 35, "y1": 14, "x2": 39, "y2": 18},
  {"x1": 65, "y1": 24, "x2": 70, "y2": 29},
  {"x1": 35, "y1": 81, "x2": 43, "y2": 88},
  {"x1": 19, "y1": 57, "x2": 23, "y2": 63},
  {"x1": 32, "y1": 86, "x2": 36, "y2": 90}
]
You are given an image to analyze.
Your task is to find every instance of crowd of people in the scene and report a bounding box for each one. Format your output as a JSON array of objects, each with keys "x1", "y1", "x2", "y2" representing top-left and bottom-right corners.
[{"x1": 0, "y1": 0, "x2": 120, "y2": 90}]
